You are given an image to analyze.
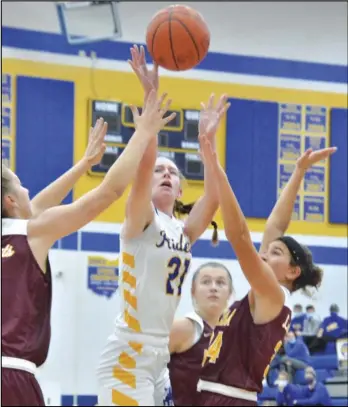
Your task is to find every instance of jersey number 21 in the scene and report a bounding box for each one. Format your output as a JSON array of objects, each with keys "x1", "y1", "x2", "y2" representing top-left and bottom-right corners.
[{"x1": 166, "y1": 257, "x2": 191, "y2": 296}]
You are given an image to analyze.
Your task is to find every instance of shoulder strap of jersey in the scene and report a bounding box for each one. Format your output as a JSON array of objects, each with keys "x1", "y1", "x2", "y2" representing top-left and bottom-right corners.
[
  {"x1": 120, "y1": 203, "x2": 161, "y2": 243},
  {"x1": 185, "y1": 312, "x2": 205, "y2": 345},
  {"x1": 280, "y1": 286, "x2": 291, "y2": 310},
  {"x1": 2, "y1": 219, "x2": 29, "y2": 236}
]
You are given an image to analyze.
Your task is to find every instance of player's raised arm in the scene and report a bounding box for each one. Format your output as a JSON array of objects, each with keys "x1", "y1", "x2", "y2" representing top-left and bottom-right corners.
[
  {"x1": 199, "y1": 136, "x2": 284, "y2": 305},
  {"x1": 259, "y1": 147, "x2": 337, "y2": 254},
  {"x1": 122, "y1": 45, "x2": 162, "y2": 240},
  {"x1": 30, "y1": 119, "x2": 107, "y2": 217},
  {"x1": 183, "y1": 94, "x2": 230, "y2": 244},
  {"x1": 28, "y1": 91, "x2": 175, "y2": 247}
]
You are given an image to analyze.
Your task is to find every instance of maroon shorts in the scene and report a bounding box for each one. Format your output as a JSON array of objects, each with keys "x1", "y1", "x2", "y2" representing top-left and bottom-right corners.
[
  {"x1": 198, "y1": 391, "x2": 257, "y2": 407},
  {"x1": 1, "y1": 368, "x2": 45, "y2": 406}
]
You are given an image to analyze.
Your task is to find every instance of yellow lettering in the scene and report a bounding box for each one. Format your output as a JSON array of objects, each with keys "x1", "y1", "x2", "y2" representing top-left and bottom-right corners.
[
  {"x1": 327, "y1": 322, "x2": 338, "y2": 332},
  {"x1": 202, "y1": 331, "x2": 223, "y2": 366},
  {"x1": 282, "y1": 314, "x2": 291, "y2": 333},
  {"x1": 263, "y1": 314, "x2": 290, "y2": 378},
  {"x1": 263, "y1": 340, "x2": 283, "y2": 378},
  {"x1": 218, "y1": 309, "x2": 236, "y2": 327},
  {"x1": 2, "y1": 244, "x2": 15, "y2": 258}
]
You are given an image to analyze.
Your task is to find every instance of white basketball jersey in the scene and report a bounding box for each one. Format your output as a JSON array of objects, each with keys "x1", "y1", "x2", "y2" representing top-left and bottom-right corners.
[{"x1": 115, "y1": 209, "x2": 192, "y2": 337}]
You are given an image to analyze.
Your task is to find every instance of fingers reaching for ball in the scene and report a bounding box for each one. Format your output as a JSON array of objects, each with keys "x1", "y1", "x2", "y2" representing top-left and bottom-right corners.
[
  {"x1": 130, "y1": 90, "x2": 176, "y2": 136},
  {"x1": 128, "y1": 44, "x2": 159, "y2": 99}
]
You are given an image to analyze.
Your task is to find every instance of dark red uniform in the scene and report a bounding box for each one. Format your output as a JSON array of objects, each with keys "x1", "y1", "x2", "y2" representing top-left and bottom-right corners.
[
  {"x1": 168, "y1": 314, "x2": 213, "y2": 406},
  {"x1": 198, "y1": 293, "x2": 291, "y2": 406},
  {"x1": 2, "y1": 219, "x2": 52, "y2": 406}
]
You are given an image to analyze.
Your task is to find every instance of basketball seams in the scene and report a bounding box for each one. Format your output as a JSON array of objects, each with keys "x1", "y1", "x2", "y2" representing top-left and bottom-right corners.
[
  {"x1": 171, "y1": 17, "x2": 201, "y2": 63},
  {"x1": 146, "y1": 5, "x2": 210, "y2": 71},
  {"x1": 150, "y1": 20, "x2": 168, "y2": 61},
  {"x1": 168, "y1": 7, "x2": 180, "y2": 70}
]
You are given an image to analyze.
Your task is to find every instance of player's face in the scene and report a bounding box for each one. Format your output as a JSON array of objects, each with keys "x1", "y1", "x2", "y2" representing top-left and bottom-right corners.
[
  {"x1": 261, "y1": 240, "x2": 301, "y2": 285},
  {"x1": 152, "y1": 157, "x2": 182, "y2": 204},
  {"x1": 4, "y1": 171, "x2": 32, "y2": 219},
  {"x1": 193, "y1": 267, "x2": 232, "y2": 314},
  {"x1": 304, "y1": 367, "x2": 316, "y2": 383}
]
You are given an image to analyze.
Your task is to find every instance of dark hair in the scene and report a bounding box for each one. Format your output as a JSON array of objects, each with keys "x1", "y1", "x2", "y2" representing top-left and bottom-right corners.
[
  {"x1": 191, "y1": 261, "x2": 233, "y2": 293},
  {"x1": 330, "y1": 304, "x2": 339, "y2": 313},
  {"x1": 294, "y1": 303, "x2": 303, "y2": 310},
  {"x1": 306, "y1": 305, "x2": 315, "y2": 312},
  {"x1": 280, "y1": 237, "x2": 323, "y2": 293},
  {"x1": 174, "y1": 200, "x2": 218, "y2": 246},
  {"x1": 1, "y1": 164, "x2": 13, "y2": 218}
]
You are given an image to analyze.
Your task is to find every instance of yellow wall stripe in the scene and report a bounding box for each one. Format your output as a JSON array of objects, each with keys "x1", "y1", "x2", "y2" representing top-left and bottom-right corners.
[
  {"x1": 112, "y1": 389, "x2": 139, "y2": 406},
  {"x1": 3, "y1": 58, "x2": 346, "y2": 236}
]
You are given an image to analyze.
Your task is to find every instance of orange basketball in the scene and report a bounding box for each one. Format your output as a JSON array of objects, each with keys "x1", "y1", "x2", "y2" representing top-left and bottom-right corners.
[{"x1": 146, "y1": 5, "x2": 210, "y2": 71}]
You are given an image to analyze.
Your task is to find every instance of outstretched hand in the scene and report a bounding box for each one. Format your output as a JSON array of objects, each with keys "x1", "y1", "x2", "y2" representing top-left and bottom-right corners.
[
  {"x1": 128, "y1": 44, "x2": 159, "y2": 101},
  {"x1": 83, "y1": 118, "x2": 107, "y2": 166},
  {"x1": 129, "y1": 90, "x2": 176, "y2": 136},
  {"x1": 199, "y1": 93, "x2": 230, "y2": 149},
  {"x1": 296, "y1": 147, "x2": 337, "y2": 171}
]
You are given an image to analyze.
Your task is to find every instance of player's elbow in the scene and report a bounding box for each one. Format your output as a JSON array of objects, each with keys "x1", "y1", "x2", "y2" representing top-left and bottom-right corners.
[
  {"x1": 100, "y1": 181, "x2": 127, "y2": 202},
  {"x1": 91, "y1": 187, "x2": 121, "y2": 217}
]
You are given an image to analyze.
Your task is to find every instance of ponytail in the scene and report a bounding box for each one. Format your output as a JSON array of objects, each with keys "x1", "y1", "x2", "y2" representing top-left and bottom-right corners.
[{"x1": 174, "y1": 200, "x2": 219, "y2": 246}]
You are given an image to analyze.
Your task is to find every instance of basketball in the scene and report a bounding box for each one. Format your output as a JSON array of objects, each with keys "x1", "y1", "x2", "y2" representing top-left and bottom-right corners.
[{"x1": 146, "y1": 5, "x2": 210, "y2": 71}]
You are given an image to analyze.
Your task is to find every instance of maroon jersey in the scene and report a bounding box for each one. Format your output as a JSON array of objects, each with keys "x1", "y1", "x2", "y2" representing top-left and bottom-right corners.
[
  {"x1": 168, "y1": 313, "x2": 213, "y2": 406},
  {"x1": 2, "y1": 219, "x2": 52, "y2": 367},
  {"x1": 199, "y1": 291, "x2": 291, "y2": 404}
]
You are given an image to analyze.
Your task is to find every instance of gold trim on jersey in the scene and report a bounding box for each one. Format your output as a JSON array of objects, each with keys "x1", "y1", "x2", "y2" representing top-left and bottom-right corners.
[
  {"x1": 121, "y1": 252, "x2": 142, "y2": 333},
  {"x1": 124, "y1": 290, "x2": 137, "y2": 310},
  {"x1": 128, "y1": 341, "x2": 143, "y2": 354},
  {"x1": 112, "y1": 389, "x2": 139, "y2": 406},
  {"x1": 111, "y1": 340, "x2": 142, "y2": 405},
  {"x1": 119, "y1": 352, "x2": 136, "y2": 369},
  {"x1": 122, "y1": 271, "x2": 136, "y2": 288}
]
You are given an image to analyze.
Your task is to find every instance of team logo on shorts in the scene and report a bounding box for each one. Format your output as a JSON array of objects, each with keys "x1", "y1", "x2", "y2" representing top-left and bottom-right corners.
[
  {"x1": 87, "y1": 256, "x2": 119, "y2": 298},
  {"x1": 163, "y1": 385, "x2": 174, "y2": 406}
]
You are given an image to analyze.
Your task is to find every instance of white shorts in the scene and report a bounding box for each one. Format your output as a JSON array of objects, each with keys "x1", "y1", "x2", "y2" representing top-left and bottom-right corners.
[{"x1": 97, "y1": 330, "x2": 171, "y2": 406}]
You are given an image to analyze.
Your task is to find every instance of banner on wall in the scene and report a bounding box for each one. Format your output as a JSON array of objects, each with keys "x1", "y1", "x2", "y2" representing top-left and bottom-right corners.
[
  {"x1": 277, "y1": 104, "x2": 328, "y2": 222},
  {"x1": 336, "y1": 338, "x2": 348, "y2": 362},
  {"x1": 1, "y1": 73, "x2": 14, "y2": 171},
  {"x1": 87, "y1": 256, "x2": 119, "y2": 299}
]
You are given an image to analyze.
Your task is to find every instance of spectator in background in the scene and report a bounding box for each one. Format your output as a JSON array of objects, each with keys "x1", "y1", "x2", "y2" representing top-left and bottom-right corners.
[
  {"x1": 318, "y1": 304, "x2": 348, "y2": 339},
  {"x1": 275, "y1": 371, "x2": 292, "y2": 405},
  {"x1": 272, "y1": 331, "x2": 311, "y2": 382},
  {"x1": 291, "y1": 304, "x2": 306, "y2": 332},
  {"x1": 275, "y1": 368, "x2": 332, "y2": 406},
  {"x1": 310, "y1": 304, "x2": 348, "y2": 354},
  {"x1": 275, "y1": 371, "x2": 304, "y2": 406},
  {"x1": 293, "y1": 367, "x2": 332, "y2": 406},
  {"x1": 303, "y1": 305, "x2": 321, "y2": 336}
]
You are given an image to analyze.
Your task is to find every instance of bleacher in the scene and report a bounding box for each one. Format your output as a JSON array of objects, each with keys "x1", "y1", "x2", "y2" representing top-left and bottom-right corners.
[{"x1": 259, "y1": 347, "x2": 348, "y2": 406}]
